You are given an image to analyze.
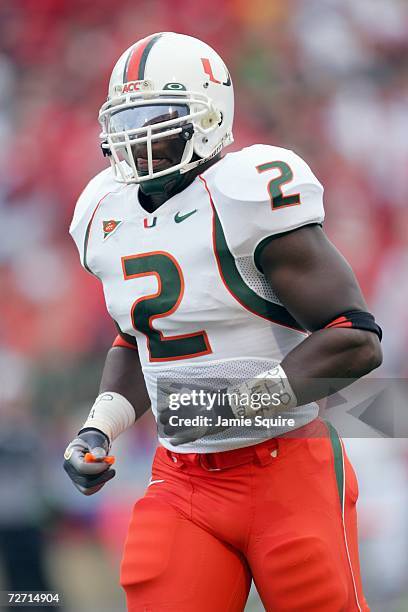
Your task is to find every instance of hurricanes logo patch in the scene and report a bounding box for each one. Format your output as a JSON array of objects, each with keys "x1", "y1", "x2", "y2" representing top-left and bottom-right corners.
[{"x1": 103, "y1": 219, "x2": 122, "y2": 239}]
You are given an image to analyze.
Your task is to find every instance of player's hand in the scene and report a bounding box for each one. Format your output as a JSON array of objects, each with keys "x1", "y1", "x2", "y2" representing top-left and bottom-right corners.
[
  {"x1": 157, "y1": 383, "x2": 231, "y2": 446},
  {"x1": 158, "y1": 404, "x2": 211, "y2": 446},
  {"x1": 63, "y1": 429, "x2": 116, "y2": 495}
]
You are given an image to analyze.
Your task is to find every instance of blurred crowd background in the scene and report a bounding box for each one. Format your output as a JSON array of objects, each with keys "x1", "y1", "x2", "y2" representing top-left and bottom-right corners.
[{"x1": 0, "y1": 0, "x2": 407, "y2": 610}]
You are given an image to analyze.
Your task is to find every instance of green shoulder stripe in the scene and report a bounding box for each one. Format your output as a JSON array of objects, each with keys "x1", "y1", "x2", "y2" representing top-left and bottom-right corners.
[{"x1": 211, "y1": 198, "x2": 305, "y2": 332}]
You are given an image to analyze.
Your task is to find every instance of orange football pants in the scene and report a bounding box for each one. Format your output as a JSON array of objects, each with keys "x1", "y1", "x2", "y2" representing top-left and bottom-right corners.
[{"x1": 120, "y1": 420, "x2": 369, "y2": 611}]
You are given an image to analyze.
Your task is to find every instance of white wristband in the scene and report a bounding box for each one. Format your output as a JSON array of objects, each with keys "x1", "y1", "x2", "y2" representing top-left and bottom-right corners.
[
  {"x1": 81, "y1": 392, "x2": 136, "y2": 442},
  {"x1": 228, "y1": 364, "x2": 297, "y2": 419}
]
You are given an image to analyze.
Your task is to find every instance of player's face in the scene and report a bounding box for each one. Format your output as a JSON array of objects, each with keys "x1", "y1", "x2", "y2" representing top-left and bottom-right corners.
[{"x1": 109, "y1": 104, "x2": 189, "y2": 176}]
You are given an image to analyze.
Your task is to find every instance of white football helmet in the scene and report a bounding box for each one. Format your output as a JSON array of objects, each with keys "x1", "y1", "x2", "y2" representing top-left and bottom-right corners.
[{"x1": 99, "y1": 32, "x2": 234, "y2": 184}]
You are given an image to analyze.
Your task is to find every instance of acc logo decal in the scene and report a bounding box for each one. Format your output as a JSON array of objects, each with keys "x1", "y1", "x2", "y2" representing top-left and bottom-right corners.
[
  {"x1": 116, "y1": 80, "x2": 153, "y2": 95},
  {"x1": 103, "y1": 219, "x2": 122, "y2": 239},
  {"x1": 122, "y1": 81, "x2": 142, "y2": 93}
]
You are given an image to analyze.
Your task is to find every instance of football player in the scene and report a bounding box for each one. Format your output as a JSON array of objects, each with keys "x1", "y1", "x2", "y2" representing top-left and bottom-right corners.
[{"x1": 64, "y1": 33, "x2": 382, "y2": 611}]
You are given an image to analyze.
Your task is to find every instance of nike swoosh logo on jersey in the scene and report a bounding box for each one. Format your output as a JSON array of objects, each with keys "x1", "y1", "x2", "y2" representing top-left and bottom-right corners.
[
  {"x1": 147, "y1": 479, "x2": 165, "y2": 486},
  {"x1": 174, "y1": 209, "x2": 197, "y2": 223}
]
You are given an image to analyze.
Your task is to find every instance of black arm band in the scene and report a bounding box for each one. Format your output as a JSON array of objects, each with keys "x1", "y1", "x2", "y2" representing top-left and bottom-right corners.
[{"x1": 324, "y1": 310, "x2": 382, "y2": 341}]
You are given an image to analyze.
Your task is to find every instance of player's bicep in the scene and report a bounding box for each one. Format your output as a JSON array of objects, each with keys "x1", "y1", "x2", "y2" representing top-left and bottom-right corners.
[{"x1": 259, "y1": 224, "x2": 368, "y2": 331}]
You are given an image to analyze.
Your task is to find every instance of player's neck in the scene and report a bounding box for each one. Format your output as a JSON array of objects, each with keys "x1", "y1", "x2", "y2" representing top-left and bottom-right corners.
[{"x1": 138, "y1": 155, "x2": 222, "y2": 213}]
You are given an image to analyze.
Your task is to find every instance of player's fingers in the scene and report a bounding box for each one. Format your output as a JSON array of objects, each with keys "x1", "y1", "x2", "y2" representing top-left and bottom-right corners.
[
  {"x1": 80, "y1": 479, "x2": 113, "y2": 496},
  {"x1": 65, "y1": 444, "x2": 110, "y2": 475},
  {"x1": 161, "y1": 411, "x2": 195, "y2": 433},
  {"x1": 159, "y1": 405, "x2": 197, "y2": 424},
  {"x1": 170, "y1": 436, "x2": 193, "y2": 446},
  {"x1": 170, "y1": 434, "x2": 199, "y2": 446},
  {"x1": 80, "y1": 467, "x2": 116, "y2": 491},
  {"x1": 89, "y1": 446, "x2": 107, "y2": 460},
  {"x1": 63, "y1": 461, "x2": 115, "y2": 486},
  {"x1": 162, "y1": 423, "x2": 179, "y2": 436},
  {"x1": 162, "y1": 419, "x2": 193, "y2": 438},
  {"x1": 158, "y1": 408, "x2": 173, "y2": 425},
  {"x1": 169, "y1": 427, "x2": 206, "y2": 446},
  {"x1": 64, "y1": 462, "x2": 116, "y2": 495},
  {"x1": 84, "y1": 452, "x2": 115, "y2": 465}
]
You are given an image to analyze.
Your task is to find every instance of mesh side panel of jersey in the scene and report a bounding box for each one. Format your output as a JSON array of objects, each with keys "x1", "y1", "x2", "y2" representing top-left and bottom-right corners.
[
  {"x1": 146, "y1": 357, "x2": 318, "y2": 453},
  {"x1": 235, "y1": 256, "x2": 283, "y2": 305}
]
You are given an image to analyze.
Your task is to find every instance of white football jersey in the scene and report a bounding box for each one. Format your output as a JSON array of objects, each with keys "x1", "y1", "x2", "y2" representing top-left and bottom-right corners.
[{"x1": 70, "y1": 145, "x2": 325, "y2": 452}]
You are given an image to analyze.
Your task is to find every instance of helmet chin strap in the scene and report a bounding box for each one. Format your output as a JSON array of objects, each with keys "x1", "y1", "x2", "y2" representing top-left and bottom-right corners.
[
  {"x1": 139, "y1": 152, "x2": 222, "y2": 205},
  {"x1": 138, "y1": 130, "x2": 230, "y2": 201},
  {"x1": 137, "y1": 158, "x2": 205, "y2": 197},
  {"x1": 180, "y1": 142, "x2": 224, "y2": 174}
]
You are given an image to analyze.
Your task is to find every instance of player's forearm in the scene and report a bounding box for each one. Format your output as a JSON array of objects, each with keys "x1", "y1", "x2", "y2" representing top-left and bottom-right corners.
[
  {"x1": 281, "y1": 327, "x2": 382, "y2": 405},
  {"x1": 99, "y1": 346, "x2": 150, "y2": 421},
  {"x1": 79, "y1": 346, "x2": 150, "y2": 443}
]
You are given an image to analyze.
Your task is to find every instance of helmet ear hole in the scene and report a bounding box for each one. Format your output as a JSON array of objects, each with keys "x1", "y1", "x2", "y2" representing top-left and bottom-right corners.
[
  {"x1": 218, "y1": 112, "x2": 223, "y2": 127},
  {"x1": 200, "y1": 110, "x2": 221, "y2": 130}
]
